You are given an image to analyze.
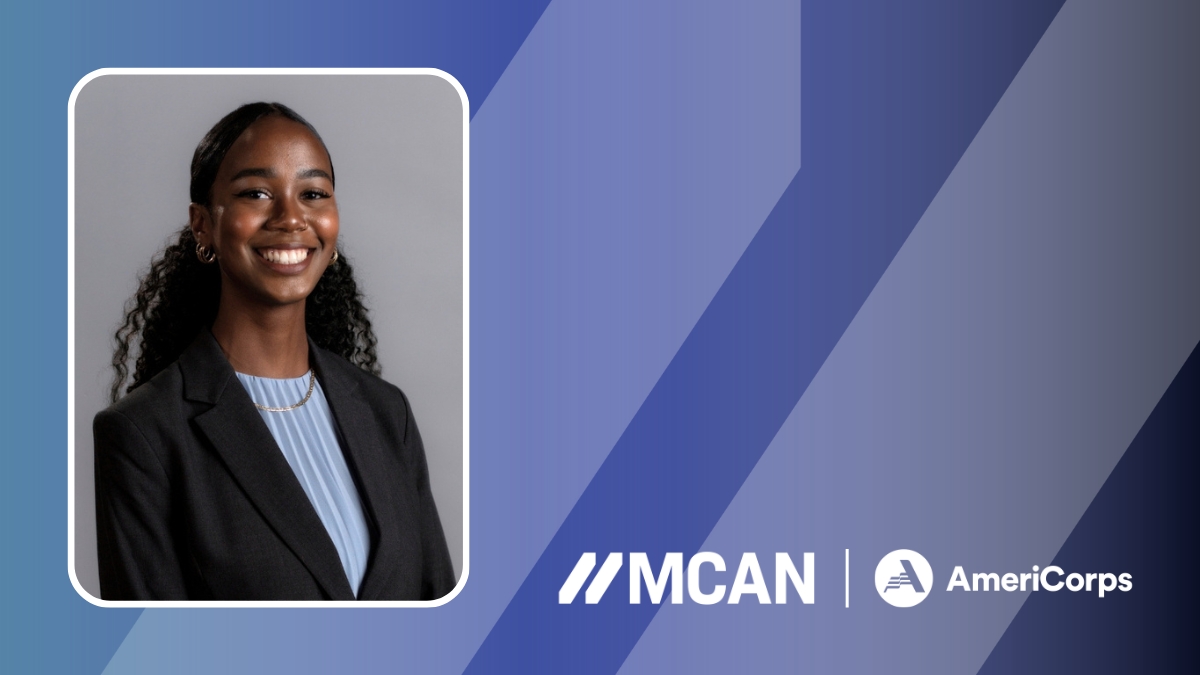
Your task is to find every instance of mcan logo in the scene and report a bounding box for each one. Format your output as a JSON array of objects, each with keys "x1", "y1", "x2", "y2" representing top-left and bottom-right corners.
[
  {"x1": 875, "y1": 549, "x2": 933, "y2": 607},
  {"x1": 557, "y1": 552, "x2": 815, "y2": 605}
]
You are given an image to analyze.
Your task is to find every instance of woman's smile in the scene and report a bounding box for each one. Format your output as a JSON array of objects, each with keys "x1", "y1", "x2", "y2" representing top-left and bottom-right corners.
[{"x1": 256, "y1": 246, "x2": 315, "y2": 271}]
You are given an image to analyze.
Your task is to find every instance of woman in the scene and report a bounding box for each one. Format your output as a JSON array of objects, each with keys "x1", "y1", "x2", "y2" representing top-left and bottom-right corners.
[{"x1": 95, "y1": 102, "x2": 456, "y2": 601}]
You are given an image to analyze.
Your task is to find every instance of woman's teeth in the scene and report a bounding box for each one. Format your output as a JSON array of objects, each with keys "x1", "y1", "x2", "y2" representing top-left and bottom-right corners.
[{"x1": 259, "y1": 248, "x2": 309, "y2": 265}]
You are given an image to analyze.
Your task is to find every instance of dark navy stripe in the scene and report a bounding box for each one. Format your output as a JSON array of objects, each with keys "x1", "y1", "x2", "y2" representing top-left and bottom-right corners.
[{"x1": 978, "y1": 338, "x2": 1200, "y2": 672}]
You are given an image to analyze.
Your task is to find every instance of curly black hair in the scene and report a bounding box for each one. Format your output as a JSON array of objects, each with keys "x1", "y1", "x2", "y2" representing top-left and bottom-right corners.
[{"x1": 110, "y1": 103, "x2": 379, "y2": 403}]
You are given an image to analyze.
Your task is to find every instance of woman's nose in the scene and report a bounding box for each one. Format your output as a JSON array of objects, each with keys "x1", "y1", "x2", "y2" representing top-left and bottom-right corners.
[{"x1": 269, "y1": 196, "x2": 308, "y2": 232}]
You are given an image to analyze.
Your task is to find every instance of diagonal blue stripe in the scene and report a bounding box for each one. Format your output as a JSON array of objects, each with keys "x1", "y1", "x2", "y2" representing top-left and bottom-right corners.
[{"x1": 465, "y1": 1, "x2": 1065, "y2": 673}]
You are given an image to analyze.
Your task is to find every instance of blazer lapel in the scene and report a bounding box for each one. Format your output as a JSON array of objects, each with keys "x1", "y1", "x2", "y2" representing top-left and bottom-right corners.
[
  {"x1": 180, "y1": 331, "x2": 356, "y2": 601},
  {"x1": 310, "y1": 342, "x2": 412, "y2": 600}
]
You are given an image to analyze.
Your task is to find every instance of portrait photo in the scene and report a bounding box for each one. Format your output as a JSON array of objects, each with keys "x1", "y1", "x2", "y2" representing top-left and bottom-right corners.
[{"x1": 69, "y1": 70, "x2": 467, "y2": 605}]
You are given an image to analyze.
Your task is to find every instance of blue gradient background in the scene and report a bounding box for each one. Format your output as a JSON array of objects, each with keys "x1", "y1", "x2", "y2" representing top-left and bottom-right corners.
[{"x1": 2, "y1": 0, "x2": 1196, "y2": 673}]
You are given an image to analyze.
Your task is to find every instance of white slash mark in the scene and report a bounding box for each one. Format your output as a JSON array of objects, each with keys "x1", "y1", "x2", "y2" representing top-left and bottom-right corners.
[
  {"x1": 585, "y1": 553, "x2": 624, "y2": 604},
  {"x1": 845, "y1": 549, "x2": 850, "y2": 608},
  {"x1": 559, "y1": 552, "x2": 597, "y2": 604},
  {"x1": 558, "y1": 552, "x2": 627, "y2": 604}
]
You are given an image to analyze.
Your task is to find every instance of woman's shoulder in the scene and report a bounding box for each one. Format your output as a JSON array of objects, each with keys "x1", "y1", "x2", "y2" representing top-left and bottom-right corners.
[
  {"x1": 311, "y1": 346, "x2": 417, "y2": 425},
  {"x1": 314, "y1": 345, "x2": 406, "y2": 394},
  {"x1": 91, "y1": 360, "x2": 191, "y2": 475},
  {"x1": 94, "y1": 360, "x2": 188, "y2": 431}
]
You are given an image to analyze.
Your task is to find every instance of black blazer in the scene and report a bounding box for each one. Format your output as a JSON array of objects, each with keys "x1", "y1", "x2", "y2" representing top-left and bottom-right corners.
[{"x1": 94, "y1": 330, "x2": 456, "y2": 601}]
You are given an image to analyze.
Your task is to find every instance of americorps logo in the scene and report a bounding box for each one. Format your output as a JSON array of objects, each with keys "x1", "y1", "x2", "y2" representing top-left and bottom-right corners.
[{"x1": 874, "y1": 549, "x2": 934, "y2": 607}]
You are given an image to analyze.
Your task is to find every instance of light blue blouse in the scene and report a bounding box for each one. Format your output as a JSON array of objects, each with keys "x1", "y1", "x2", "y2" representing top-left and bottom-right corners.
[{"x1": 235, "y1": 371, "x2": 372, "y2": 596}]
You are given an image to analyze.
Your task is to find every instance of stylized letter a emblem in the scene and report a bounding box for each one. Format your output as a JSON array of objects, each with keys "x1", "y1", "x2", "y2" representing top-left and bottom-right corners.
[{"x1": 884, "y1": 559, "x2": 925, "y2": 593}]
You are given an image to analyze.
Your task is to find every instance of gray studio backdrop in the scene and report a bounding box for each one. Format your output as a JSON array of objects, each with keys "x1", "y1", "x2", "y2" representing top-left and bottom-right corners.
[{"x1": 72, "y1": 73, "x2": 465, "y2": 598}]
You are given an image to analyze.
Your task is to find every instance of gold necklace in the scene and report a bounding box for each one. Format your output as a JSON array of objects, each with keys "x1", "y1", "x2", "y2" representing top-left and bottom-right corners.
[{"x1": 252, "y1": 370, "x2": 317, "y2": 412}]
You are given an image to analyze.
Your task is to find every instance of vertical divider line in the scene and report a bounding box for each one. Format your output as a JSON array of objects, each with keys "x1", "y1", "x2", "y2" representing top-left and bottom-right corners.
[{"x1": 845, "y1": 549, "x2": 850, "y2": 608}]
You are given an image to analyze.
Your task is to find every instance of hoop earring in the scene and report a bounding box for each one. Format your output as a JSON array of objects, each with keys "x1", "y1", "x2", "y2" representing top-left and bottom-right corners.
[
  {"x1": 331, "y1": 247, "x2": 339, "y2": 264},
  {"x1": 196, "y1": 243, "x2": 217, "y2": 264}
]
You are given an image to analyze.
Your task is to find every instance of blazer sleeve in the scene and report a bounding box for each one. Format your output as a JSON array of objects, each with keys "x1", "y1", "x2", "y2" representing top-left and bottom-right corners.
[
  {"x1": 400, "y1": 391, "x2": 458, "y2": 600},
  {"x1": 94, "y1": 408, "x2": 189, "y2": 600}
]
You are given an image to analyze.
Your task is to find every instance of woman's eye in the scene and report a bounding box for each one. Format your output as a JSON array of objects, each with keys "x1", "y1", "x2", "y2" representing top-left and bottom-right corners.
[
  {"x1": 302, "y1": 189, "x2": 331, "y2": 200},
  {"x1": 238, "y1": 189, "x2": 269, "y2": 199}
]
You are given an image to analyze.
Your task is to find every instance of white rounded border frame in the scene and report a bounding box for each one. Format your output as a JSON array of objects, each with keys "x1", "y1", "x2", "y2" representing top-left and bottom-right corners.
[{"x1": 66, "y1": 68, "x2": 471, "y2": 608}]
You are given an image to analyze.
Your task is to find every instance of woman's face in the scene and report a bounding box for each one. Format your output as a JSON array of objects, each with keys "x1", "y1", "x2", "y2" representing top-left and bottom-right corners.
[{"x1": 191, "y1": 115, "x2": 339, "y2": 309}]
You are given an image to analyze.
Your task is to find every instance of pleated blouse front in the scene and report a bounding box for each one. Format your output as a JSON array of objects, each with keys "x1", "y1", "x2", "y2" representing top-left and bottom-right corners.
[{"x1": 235, "y1": 371, "x2": 371, "y2": 596}]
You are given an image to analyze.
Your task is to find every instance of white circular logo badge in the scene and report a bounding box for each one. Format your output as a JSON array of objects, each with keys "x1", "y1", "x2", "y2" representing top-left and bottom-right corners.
[{"x1": 875, "y1": 549, "x2": 934, "y2": 607}]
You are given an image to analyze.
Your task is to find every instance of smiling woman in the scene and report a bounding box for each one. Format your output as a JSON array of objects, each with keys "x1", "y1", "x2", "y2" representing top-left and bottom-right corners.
[
  {"x1": 94, "y1": 102, "x2": 456, "y2": 601},
  {"x1": 193, "y1": 113, "x2": 340, "y2": 321}
]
